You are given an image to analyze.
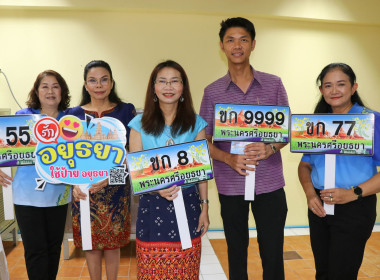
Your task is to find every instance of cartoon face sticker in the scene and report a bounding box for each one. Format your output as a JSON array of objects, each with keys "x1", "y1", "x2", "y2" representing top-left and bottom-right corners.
[{"x1": 59, "y1": 115, "x2": 84, "y2": 141}]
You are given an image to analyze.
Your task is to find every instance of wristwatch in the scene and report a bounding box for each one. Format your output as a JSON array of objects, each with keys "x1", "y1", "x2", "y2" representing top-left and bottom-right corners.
[
  {"x1": 200, "y1": 199, "x2": 209, "y2": 204},
  {"x1": 269, "y1": 143, "x2": 277, "y2": 154},
  {"x1": 352, "y1": 186, "x2": 363, "y2": 200}
]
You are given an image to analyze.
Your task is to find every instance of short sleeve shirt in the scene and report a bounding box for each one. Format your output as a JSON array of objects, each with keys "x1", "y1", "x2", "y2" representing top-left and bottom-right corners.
[
  {"x1": 13, "y1": 108, "x2": 72, "y2": 207},
  {"x1": 301, "y1": 103, "x2": 380, "y2": 190},
  {"x1": 199, "y1": 67, "x2": 289, "y2": 195}
]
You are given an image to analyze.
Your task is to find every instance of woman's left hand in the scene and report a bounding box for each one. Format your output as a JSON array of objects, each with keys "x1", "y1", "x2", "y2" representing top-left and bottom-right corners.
[
  {"x1": 197, "y1": 207, "x2": 210, "y2": 237},
  {"x1": 320, "y1": 188, "x2": 357, "y2": 205},
  {"x1": 0, "y1": 168, "x2": 13, "y2": 187},
  {"x1": 158, "y1": 185, "x2": 180, "y2": 201},
  {"x1": 88, "y1": 178, "x2": 108, "y2": 194},
  {"x1": 73, "y1": 185, "x2": 87, "y2": 201}
]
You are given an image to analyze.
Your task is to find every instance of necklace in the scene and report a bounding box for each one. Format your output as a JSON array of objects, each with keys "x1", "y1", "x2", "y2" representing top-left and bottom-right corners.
[
  {"x1": 40, "y1": 108, "x2": 58, "y2": 119},
  {"x1": 164, "y1": 126, "x2": 175, "y2": 146}
]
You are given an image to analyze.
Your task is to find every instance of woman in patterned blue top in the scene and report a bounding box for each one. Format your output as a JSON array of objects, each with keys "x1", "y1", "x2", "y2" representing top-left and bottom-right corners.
[
  {"x1": 0, "y1": 70, "x2": 72, "y2": 280},
  {"x1": 298, "y1": 63, "x2": 380, "y2": 280},
  {"x1": 129, "y1": 60, "x2": 209, "y2": 279},
  {"x1": 68, "y1": 60, "x2": 136, "y2": 280}
]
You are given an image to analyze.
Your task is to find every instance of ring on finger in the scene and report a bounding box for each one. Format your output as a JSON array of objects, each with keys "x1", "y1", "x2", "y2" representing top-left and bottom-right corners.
[{"x1": 330, "y1": 197, "x2": 333, "y2": 202}]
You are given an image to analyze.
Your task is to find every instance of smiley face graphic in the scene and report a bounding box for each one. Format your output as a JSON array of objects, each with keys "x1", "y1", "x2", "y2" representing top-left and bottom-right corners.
[{"x1": 59, "y1": 116, "x2": 84, "y2": 141}]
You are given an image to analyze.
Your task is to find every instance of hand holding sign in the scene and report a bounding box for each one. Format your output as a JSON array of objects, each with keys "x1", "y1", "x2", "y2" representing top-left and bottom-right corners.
[
  {"x1": 88, "y1": 178, "x2": 109, "y2": 194},
  {"x1": 230, "y1": 141, "x2": 258, "y2": 200},
  {"x1": 73, "y1": 185, "x2": 88, "y2": 201},
  {"x1": 0, "y1": 168, "x2": 12, "y2": 187},
  {"x1": 320, "y1": 187, "x2": 358, "y2": 205},
  {"x1": 0, "y1": 114, "x2": 46, "y2": 219},
  {"x1": 127, "y1": 140, "x2": 213, "y2": 249},
  {"x1": 127, "y1": 139, "x2": 213, "y2": 195},
  {"x1": 214, "y1": 104, "x2": 290, "y2": 201},
  {"x1": 225, "y1": 152, "x2": 257, "y2": 176},
  {"x1": 158, "y1": 185, "x2": 180, "y2": 200},
  {"x1": 291, "y1": 113, "x2": 375, "y2": 215}
]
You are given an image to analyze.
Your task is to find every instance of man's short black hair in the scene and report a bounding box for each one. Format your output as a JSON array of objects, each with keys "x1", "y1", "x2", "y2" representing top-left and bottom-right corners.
[{"x1": 219, "y1": 17, "x2": 256, "y2": 42}]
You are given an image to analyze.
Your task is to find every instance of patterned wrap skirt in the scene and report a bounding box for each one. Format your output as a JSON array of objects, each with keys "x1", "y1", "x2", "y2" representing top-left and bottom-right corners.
[
  {"x1": 136, "y1": 186, "x2": 202, "y2": 279},
  {"x1": 72, "y1": 183, "x2": 131, "y2": 250}
]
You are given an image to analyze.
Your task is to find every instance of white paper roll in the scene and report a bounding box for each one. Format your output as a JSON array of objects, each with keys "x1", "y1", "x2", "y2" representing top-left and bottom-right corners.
[
  {"x1": 173, "y1": 188, "x2": 192, "y2": 250},
  {"x1": 79, "y1": 185, "x2": 92, "y2": 250},
  {"x1": 324, "y1": 154, "x2": 336, "y2": 215}
]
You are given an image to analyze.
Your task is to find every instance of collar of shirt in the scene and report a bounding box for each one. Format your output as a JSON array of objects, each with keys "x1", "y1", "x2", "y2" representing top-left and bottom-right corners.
[
  {"x1": 349, "y1": 102, "x2": 365, "y2": 114},
  {"x1": 31, "y1": 107, "x2": 64, "y2": 120},
  {"x1": 221, "y1": 65, "x2": 263, "y2": 92}
]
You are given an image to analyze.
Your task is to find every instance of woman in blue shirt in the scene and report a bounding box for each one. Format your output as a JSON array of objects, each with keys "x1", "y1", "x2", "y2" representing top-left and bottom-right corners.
[
  {"x1": 298, "y1": 63, "x2": 380, "y2": 280},
  {"x1": 0, "y1": 70, "x2": 72, "y2": 280},
  {"x1": 129, "y1": 60, "x2": 209, "y2": 279}
]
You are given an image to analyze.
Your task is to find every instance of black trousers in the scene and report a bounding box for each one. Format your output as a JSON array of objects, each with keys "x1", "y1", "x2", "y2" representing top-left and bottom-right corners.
[
  {"x1": 15, "y1": 204, "x2": 68, "y2": 280},
  {"x1": 309, "y1": 191, "x2": 376, "y2": 280},
  {"x1": 219, "y1": 188, "x2": 287, "y2": 280}
]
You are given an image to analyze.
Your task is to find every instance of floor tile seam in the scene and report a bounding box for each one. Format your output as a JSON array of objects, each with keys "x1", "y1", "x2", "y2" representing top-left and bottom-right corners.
[{"x1": 201, "y1": 239, "x2": 225, "y2": 271}]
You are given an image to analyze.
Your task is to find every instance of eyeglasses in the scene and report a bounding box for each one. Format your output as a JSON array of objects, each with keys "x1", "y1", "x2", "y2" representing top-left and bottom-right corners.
[
  {"x1": 155, "y1": 79, "x2": 183, "y2": 87},
  {"x1": 86, "y1": 77, "x2": 111, "y2": 86}
]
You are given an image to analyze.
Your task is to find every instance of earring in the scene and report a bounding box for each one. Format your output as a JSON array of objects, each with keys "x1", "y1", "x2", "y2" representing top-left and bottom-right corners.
[
  {"x1": 153, "y1": 94, "x2": 158, "y2": 102},
  {"x1": 180, "y1": 96, "x2": 184, "y2": 102}
]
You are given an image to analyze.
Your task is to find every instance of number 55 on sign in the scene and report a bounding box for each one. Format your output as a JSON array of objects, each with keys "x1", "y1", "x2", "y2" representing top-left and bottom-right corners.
[{"x1": 0, "y1": 115, "x2": 45, "y2": 167}]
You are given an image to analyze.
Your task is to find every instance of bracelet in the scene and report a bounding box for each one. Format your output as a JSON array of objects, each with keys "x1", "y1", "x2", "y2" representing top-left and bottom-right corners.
[
  {"x1": 269, "y1": 143, "x2": 277, "y2": 154},
  {"x1": 200, "y1": 199, "x2": 209, "y2": 204}
]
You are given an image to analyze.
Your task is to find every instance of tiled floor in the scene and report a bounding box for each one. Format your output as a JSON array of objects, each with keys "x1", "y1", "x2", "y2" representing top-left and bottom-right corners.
[
  {"x1": 3, "y1": 239, "x2": 137, "y2": 280},
  {"x1": 3, "y1": 234, "x2": 225, "y2": 280},
  {"x1": 3, "y1": 226, "x2": 380, "y2": 279},
  {"x1": 209, "y1": 226, "x2": 380, "y2": 280}
]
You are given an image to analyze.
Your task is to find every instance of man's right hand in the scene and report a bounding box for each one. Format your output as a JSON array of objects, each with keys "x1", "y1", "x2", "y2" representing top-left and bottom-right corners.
[
  {"x1": 206, "y1": 135, "x2": 259, "y2": 176},
  {"x1": 225, "y1": 153, "x2": 258, "y2": 176}
]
